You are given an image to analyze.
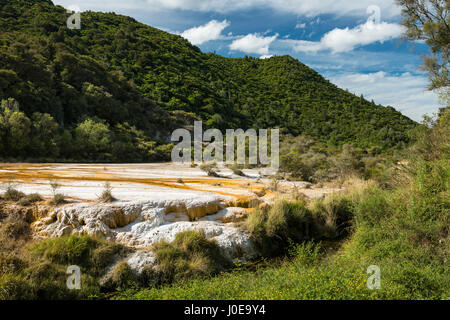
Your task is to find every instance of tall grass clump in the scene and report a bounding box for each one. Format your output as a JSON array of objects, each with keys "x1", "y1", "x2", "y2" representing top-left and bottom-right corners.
[
  {"x1": 116, "y1": 110, "x2": 450, "y2": 300},
  {"x1": 199, "y1": 161, "x2": 219, "y2": 177},
  {"x1": 2, "y1": 180, "x2": 25, "y2": 202},
  {"x1": 18, "y1": 193, "x2": 43, "y2": 206},
  {"x1": 1, "y1": 221, "x2": 128, "y2": 300},
  {"x1": 152, "y1": 231, "x2": 230, "y2": 284},
  {"x1": 49, "y1": 180, "x2": 66, "y2": 205},
  {"x1": 245, "y1": 192, "x2": 356, "y2": 258},
  {"x1": 246, "y1": 200, "x2": 320, "y2": 257},
  {"x1": 310, "y1": 193, "x2": 354, "y2": 238}
]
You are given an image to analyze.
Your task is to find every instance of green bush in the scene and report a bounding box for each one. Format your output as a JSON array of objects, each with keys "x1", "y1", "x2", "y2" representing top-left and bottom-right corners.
[
  {"x1": 3, "y1": 187, "x2": 25, "y2": 202},
  {"x1": 31, "y1": 235, "x2": 98, "y2": 267},
  {"x1": 246, "y1": 200, "x2": 322, "y2": 257},
  {"x1": 98, "y1": 182, "x2": 116, "y2": 203},
  {"x1": 30, "y1": 235, "x2": 124, "y2": 275},
  {"x1": 153, "y1": 231, "x2": 230, "y2": 284},
  {"x1": 0, "y1": 212, "x2": 31, "y2": 242},
  {"x1": 0, "y1": 273, "x2": 35, "y2": 300},
  {"x1": 310, "y1": 193, "x2": 354, "y2": 238}
]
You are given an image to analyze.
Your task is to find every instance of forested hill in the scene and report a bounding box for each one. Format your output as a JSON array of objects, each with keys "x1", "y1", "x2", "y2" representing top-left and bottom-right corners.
[{"x1": 0, "y1": 0, "x2": 416, "y2": 161}]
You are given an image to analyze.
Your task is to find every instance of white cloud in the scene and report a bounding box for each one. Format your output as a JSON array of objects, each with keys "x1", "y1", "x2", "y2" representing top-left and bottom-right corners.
[
  {"x1": 321, "y1": 20, "x2": 405, "y2": 52},
  {"x1": 54, "y1": 0, "x2": 146, "y2": 11},
  {"x1": 230, "y1": 33, "x2": 278, "y2": 55},
  {"x1": 260, "y1": 55, "x2": 274, "y2": 59},
  {"x1": 144, "y1": 0, "x2": 401, "y2": 18},
  {"x1": 287, "y1": 20, "x2": 405, "y2": 53},
  {"x1": 181, "y1": 20, "x2": 230, "y2": 45},
  {"x1": 295, "y1": 23, "x2": 306, "y2": 29},
  {"x1": 329, "y1": 71, "x2": 442, "y2": 121}
]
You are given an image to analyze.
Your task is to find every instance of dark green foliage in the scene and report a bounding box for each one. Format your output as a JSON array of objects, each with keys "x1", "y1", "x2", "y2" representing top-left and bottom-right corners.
[
  {"x1": 246, "y1": 196, "x2": 355, "y2": 257},
  {"x1": 199, "y1": 161, "x2": 219, "y2": 176},
  {"x1": 247, "y1": 200, "x2": 321, "y2": 257},
  {"x1": 0, "y1": 0, "x2": 416, "y2": 162},
  {"x1": 31, "y1": 235, "x2": 100, "y2": 267},
  {"x1": 228, "y1": 163, "x2": 246, "y2": 176}
]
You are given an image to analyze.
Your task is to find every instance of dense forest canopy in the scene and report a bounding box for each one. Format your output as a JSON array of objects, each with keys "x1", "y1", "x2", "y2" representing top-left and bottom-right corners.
[{"x1": 0, "y1": 0, "x2": 417, "y2": 161}]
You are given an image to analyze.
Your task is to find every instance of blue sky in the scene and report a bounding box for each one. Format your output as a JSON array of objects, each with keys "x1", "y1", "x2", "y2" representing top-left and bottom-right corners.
[{"x1": 54, "y1": 0, "x2": 444, "y2": 122}]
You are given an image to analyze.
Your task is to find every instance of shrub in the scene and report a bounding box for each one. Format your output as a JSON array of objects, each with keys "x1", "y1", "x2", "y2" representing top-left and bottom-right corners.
[
  {"x1": 0, "y1": 273, "x2": 35, "y2": 300},
  {"x1": 0, "y1": 212, "x2": 32, "y2": 243},
  {"x1": 49, "y1": 180, "x2": 66, "y2": 205},
  {"x1": 246, "y1": 200, "x2": 322, "y2": 257},
  {"x1": 153, "y1": 231, "x2": 230, "y2": 284},
  {"x1": 291, "y1": 184, "x2": 307, "y2": 201},
  {"x1": 30, "y1": 235, "x2": 124, "y2": 274},
  {"x1": 110, "y1": 261, "x2": 139, "y2": 290},
  {"x1": 288, "y1": 242, "x2": 324, "y2": 266},
  {"x1": 310, "y1": 193, "x2": 354, "y2": 238},
  {"x1": 0, "y1": 220, "x2": 31, "y2": 241},
  {"x1": 31, "y1": 235, "x2": 97, "y2": 267},
  {"x1": 199, "y1": 162, "x2": 219, "y2": 177},
  {"x1": 3, "y1": 187, "x2": 25, "y2": 202},
  {"x1": 269, "y1": 177, "x2": 279, "y2": 191},
  {"x1": 51, "y1": 194, "x2": 66, "y2": 205},
  {"x1": 18, "y1": 193, "x2": 43, "y2": 206},
  {"x1": 351, "y1": 186, "x2": 390, "y2": 228},
  {"x1": 228, "y1": 164, "x2": 245, "y2": 177},
  {"x1": 98, "y1": 182, "x2": 116, "y2": 203},
  {"x1": 1, "y1": 234, "x2": 125, "y2": 300}
]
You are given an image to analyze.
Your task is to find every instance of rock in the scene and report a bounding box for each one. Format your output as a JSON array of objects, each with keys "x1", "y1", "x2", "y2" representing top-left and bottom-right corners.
[
  {"x1": 116, "y1": 220, "x2": 256, "y2": 260},
  {"x1": 200, "y1": 207, "x2": 248, "y2": 223},
  {"x1": 126, "y1": 250, "x2": 157, "y2": 274}
]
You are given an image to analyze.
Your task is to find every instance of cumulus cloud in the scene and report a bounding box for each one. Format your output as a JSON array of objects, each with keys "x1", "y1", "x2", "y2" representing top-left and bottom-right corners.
[
  {"x1": 181, "y1": 20, "x2": 230, "y2": 45},
  {"x1": 287, "y1": 20, "x2": 405, "y2": 53},
  {"x1": 260, "y1": 54, "x2": 274, "y2": 59},
  {"x1": 230, "y1": 33, "x2": 278, "y2": 55},
  {"x1": 53, "y1": 0, "x2": 401, "y2": 18},
  {"x1": 144, "y1": 0, "x2": 400, "y2": 17},
  {"x1": 329, "y1": 71, "x2": 441, "y2": 121}
]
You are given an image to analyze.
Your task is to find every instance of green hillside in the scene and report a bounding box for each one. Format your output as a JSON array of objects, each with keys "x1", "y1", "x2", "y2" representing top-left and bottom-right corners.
[{"x1": 0, "y1": 0, "x2": 416, "y2": 161}]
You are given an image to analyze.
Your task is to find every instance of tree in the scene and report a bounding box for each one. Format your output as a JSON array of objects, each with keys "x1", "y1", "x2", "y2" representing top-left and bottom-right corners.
[
  {"x1": 397, "y1": 0, "x2": 450, "y2": 102},
  {"x1": 0, "y1": 98, "x2": 31, "y2": 157},
  {"x1": 74, "y1": 118, "x2": 112, "y2": 159},
  {"x1": 30, "y1": 112, "x2": 59, "y2": 157}
]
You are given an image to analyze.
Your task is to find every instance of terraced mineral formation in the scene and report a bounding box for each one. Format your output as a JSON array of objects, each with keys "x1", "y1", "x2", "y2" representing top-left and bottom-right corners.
[{"x1": 1, "y1": 163, "x2": 341, "y2": 274}]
